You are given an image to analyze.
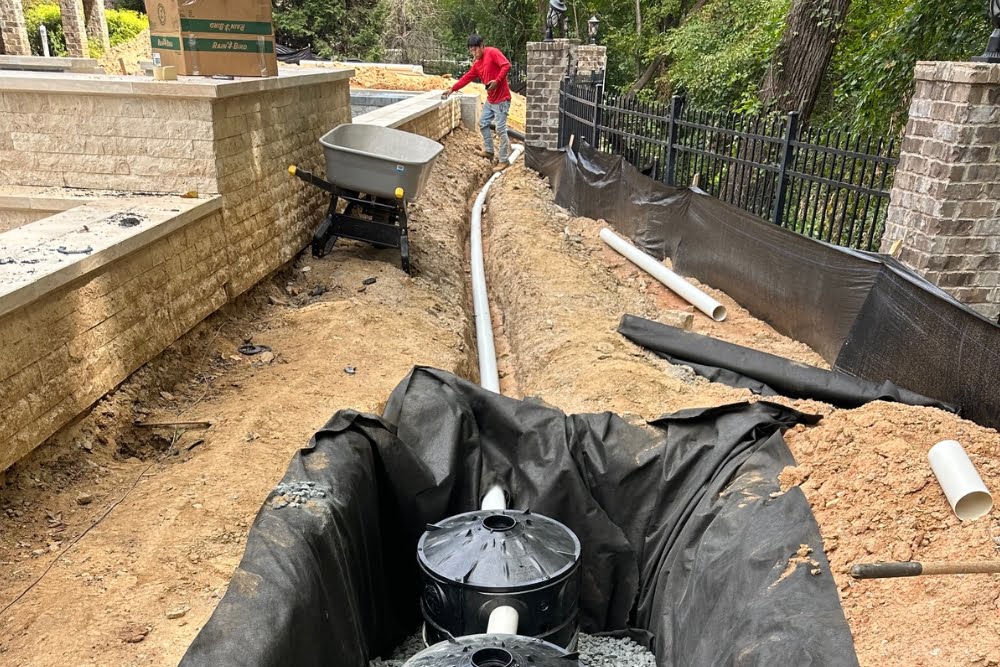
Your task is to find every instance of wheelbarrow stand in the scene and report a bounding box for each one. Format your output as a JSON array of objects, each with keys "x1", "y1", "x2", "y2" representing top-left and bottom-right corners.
[{"x1": 290, "y1": 165, "x2": 411, "y2": 274}]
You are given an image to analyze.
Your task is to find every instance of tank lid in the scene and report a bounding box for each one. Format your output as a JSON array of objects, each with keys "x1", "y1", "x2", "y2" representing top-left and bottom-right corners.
[
  {"x1": 417, "y1": 510, "x2": 581, "y2": 590},
  {"x1": 403, "y1": 633, "x2": 578, "y2": 666}
]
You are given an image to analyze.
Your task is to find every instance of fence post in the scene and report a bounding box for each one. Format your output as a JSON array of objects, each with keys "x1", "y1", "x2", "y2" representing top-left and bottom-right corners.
[
  {"x1": 772, "y1": 111, "x2": 799, "y2": 226},
  {"x1": 558, "y1": 78, "x2": 567, "y2": 148},
  {"x1": 592, "y1": 83, "x2": 604, "y2": 149},
  {"x1": 665, "y1": 95, "x2": 684, "y2": 186}
]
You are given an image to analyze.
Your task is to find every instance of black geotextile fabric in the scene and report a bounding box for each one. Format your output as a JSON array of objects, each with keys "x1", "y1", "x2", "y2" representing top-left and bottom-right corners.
[
  {"x1": 180, "y1": 367, "x2": 859, "y2": 666},
  {"x1": 526, "y1": 143, "x2": 1000, "y2": 430},
  {"x1": 618, "y1": 314, "x2": 955, "y2": 411}
]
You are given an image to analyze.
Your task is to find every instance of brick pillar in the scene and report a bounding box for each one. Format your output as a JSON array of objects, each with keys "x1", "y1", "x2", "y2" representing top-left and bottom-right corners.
[
  {"x1": 58, "y1": 0, "x2": 89, "y2": 56},
  {"x1": 84, "y1": 0, "x2": 109, "y2": 51},
  {"x1": 574, "y1": 44, "x2": 607, "y2": 80},
  {"x1": 526, "y1": 39, "x2": 579, "y2": 150},
  {"x1": 0, "y1": 0, "x2": 32, "y2": 55},
  {"x1": 882, "y1": 61, "x2": 1000, "y2": 321}
]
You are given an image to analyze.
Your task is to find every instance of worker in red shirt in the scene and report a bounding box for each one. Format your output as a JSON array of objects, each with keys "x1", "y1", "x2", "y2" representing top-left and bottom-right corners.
[{"x1": 442, "y1": 34, "x2": 513, "y2": 172}]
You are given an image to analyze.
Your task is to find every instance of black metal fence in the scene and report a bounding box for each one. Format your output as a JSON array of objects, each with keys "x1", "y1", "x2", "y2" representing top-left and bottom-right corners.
[{"x1": 559, "y1": 81, "x2": 898, "y2": 251}]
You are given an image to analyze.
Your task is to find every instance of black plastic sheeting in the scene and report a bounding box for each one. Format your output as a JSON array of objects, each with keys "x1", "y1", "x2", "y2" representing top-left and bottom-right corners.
[
  {"x1": 180, "y1": 367, "x2": 859, "y2": 666},
  {"x1": 276, "y1": 44, "x2": 324, "y2": 64},
  {"x1": 619, "y1": 314, "x2": 955, "y2": 411},
  {"x1": 527, "y1": 143, "x2": 1000, "y2": 431}
]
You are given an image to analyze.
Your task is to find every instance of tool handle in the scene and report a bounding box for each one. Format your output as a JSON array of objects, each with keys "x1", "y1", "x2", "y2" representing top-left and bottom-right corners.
[
  {"x1": 851, "y1": 562, "x2": 923, "y2": 579},
  {"x1": 852, "y1": 560, "x2": 1000, "y2": 579},
  {"x1": 288, "y1": 165, "x2": 336, "y2": 194}
]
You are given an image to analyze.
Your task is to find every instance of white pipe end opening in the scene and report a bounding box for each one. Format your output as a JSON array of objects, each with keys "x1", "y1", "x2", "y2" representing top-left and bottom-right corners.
[
  {"x1": 481, "y1": 484, "x2": 507, "y2": 511},
  {"x1": 928, "y1": 439, "x2": 993, "y2": 521},
  {"x1": 486, "y1": 605, "x2": 519, "y2": 635}
]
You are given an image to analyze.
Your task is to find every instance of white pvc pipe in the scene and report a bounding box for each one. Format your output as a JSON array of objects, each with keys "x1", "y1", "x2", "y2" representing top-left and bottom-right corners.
[
  {"x1": 928, "y1": 439, "x2": 993, "y2": 521},
  {"x1": 471, "y1": 144, "x2": 524, "y2": 393},
  {"x1": 599, "y1": 227, "x2": 727, "y2": 322},
  {"x1": 481, "y1": 484, "x2": 507, "y2": 511},
  {"x1": 39, "y1": 26, "x2": 50, "y2": 58},
  {"x1": 486, "y1": 606, "x2": 519, "y2": 635}
]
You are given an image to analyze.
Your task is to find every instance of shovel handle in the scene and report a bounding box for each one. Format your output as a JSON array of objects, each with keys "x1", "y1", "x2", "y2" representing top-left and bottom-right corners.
[{"x1": 852, "y1": 561, "x2": 1000, "y2": 579}]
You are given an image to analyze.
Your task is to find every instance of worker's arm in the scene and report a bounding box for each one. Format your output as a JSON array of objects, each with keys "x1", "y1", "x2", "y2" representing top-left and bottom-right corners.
[{"x1": 450, "y1": 61, "x2": 480, "y2": 93}]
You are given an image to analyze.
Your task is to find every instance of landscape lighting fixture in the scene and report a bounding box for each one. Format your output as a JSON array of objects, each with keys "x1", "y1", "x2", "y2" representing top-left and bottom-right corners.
[
  {"x1": 972, "y1": 0, "x2": 1000, "y2": 63},
  {"x1": 545, "y1": 0, "x2": 567, "y2": 42},
  {"x1": 587, "y1": 15, "x2": 600, "y2": 44}
]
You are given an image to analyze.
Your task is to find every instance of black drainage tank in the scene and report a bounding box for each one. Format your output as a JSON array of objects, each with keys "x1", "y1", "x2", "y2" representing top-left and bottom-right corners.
[
  {"x1": 417, "y1": 509, "x2": 581, "y2": 648},
  {"x1": 403, "y1": 634, "x2": 579, "y2": 666}
]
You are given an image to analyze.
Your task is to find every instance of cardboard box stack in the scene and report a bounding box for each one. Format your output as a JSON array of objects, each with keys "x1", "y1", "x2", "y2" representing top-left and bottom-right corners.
[{"x1": 147, "y1": 0, "x2": 278, "y2": 77}]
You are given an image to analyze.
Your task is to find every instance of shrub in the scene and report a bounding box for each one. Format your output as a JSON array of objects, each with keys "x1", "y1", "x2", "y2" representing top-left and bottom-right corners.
[
  {"x1": 106, "y1": 8, "x2": 149, "y2": 46},
  {"x1": 24, "y1": 5, "x2": 149, "y2": 57},
  {"x1": 25, "y1": 3, "x2": 66, "y2": 57}
]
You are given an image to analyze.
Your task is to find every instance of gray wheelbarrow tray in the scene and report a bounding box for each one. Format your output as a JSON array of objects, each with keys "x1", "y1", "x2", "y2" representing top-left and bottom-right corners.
[{"x1": 319, "y1": 124, "x2": 444, "y2": 202}]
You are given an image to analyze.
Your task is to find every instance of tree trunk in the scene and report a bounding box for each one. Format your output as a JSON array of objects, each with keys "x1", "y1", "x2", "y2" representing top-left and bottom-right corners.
[
  {"x1": 626, "y1": 53, "x2": 665, "y2": 96},
  {"x1": 761, "y1": 0, "x2": 851, "y2": 122}
]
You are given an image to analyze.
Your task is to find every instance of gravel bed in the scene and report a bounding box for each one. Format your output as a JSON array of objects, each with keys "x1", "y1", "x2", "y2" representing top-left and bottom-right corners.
[
  {"x1": 269, "y1": 481, "x2": 329, "y2": 509},
  {"x1": 368, "y1": 631, "x2": 656, "y2": 666}
]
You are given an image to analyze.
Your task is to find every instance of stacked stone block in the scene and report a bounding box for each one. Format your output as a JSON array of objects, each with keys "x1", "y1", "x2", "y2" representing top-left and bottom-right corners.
[
  {"x1": 84, "y1": 0, "x2": 110, "y2": 51},
  {"x1": 0, "y1": 73, "x2": 356, "y2": 470},
  {"x1": 398, "y1": 97, "x2": 463, "y2": 141},
  {"x1": 525, "y1": 39, "x2": 578, "y2": 149},
  {"x1": 882, "y1": 61, "x2": 1000, "y2": 320},
  {"x1": 0, "y1": 209, "x2": 229, "y2": 470},
  {"x1": 58, "y1": 0, "x2": 90, "y2": 57},
  {"x1": 574, "y1": 44, "x2": 607, "y2": 78},
  {"x1": 0, "y1": 0, "x2": 31, "y2": 56},
  {"x1": 210, "y1": 82, "x2": 351, "y2": 295}
]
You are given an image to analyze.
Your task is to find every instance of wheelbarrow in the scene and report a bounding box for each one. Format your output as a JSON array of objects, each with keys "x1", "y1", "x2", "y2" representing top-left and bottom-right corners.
[{"x1": 288, "y1": 124, "x2": 444, "y2": 274}]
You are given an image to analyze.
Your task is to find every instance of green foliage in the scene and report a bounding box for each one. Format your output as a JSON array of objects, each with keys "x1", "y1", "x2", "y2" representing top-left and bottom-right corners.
[
  {"x1": 112, "y1": 0, "x2": 148, "y2": 12},
  {"x1": 658, "y1": 0, "x2": 788, "y2": 110},
  {"x1": 821, "y1": 0, "x2": 985, "y2": 133},
  {"x1": 432, "y1": 0, "x2": 540, "y2": 58},
  {"x1": 271, "y1": 0, "x2": 387, "y2": 60},
  {"x1": 26, "y1": 3, "x2": 66, "y2": 57},
  {"x1": 26, "y1": 5, "x2": 149, "y2": 56},
  {"x1": 106, "y1": 8, "x2": 150, "y2": 47}
]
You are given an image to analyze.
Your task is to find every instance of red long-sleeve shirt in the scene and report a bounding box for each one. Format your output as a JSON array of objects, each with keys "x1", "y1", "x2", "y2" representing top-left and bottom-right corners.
[{"x1": 451, "y1": 46, "x2": 511, "y2": 104}]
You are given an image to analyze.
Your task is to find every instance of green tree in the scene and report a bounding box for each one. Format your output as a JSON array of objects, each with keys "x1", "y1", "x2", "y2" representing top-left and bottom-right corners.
[{"x1": 272, "y1": 0, "x2": 387, "y2": 59}]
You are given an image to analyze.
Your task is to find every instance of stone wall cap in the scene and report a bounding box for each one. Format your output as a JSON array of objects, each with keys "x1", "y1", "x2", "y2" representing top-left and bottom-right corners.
[
  {"x1": 915, "y1": 60, "x2": 1000, "y2": 84},
  {"x1": 0, "y1": 67, "x2": 354, "y2": 99},
  {"x1": 354, "y1": 90, "x2": 457, "y2": 129},
  {"x1": 0, "y1": 194, "x2": 223, "y2": 319}
]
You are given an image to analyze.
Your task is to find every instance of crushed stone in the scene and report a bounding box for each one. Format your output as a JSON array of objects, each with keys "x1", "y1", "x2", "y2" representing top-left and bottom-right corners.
[
  {"x1": 269, "y1": 481, "x2": 328, "y2": 509},
  {"x1": 367, "y1": 631, "x2": 656, "y2": 666}
]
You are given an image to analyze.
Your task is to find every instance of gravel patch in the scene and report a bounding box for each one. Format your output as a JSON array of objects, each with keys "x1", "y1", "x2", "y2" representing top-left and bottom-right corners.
[
  {"x1": 269, "y1": 481, "x2": 328, "y2": 509},
  {"x1": 367, "y1": 631, "x2": 656, "y2": 666}
]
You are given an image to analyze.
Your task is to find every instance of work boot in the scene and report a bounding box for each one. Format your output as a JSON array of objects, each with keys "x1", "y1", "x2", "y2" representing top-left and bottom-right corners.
[
  {"x1": 493, "y1": 161, "x2": 510, "y2": 173},
  {"x1": 479, "y1": 150, "x2": 495, "y2": 160}
]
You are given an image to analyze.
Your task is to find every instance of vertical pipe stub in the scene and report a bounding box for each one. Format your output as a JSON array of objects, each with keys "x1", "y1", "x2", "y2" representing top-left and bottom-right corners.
[{"x1": 928, "y1": 439, "x2": 993, "y2": 521}]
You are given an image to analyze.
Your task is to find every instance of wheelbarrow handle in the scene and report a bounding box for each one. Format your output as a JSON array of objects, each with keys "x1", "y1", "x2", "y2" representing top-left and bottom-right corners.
[{"x1": 288, "y1": 165, "x2": 336, "y2": 195}]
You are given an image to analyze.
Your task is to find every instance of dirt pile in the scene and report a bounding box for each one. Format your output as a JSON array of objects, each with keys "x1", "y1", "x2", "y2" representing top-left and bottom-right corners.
[
  {"x1": 780, "y1": 403, "x2": 1000, "y2": 667},
  {"x1": 99, "y1": 31, "x2": 152, "y2": 75},
  {"x1": 483, "y1": 163, "x2": 822, "y2": 416},
  {"x1": 0, "y1": 129, "x2": 491, "y2": 666}
]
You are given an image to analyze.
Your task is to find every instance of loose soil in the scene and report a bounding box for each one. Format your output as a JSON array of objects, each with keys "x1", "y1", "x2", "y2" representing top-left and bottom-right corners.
[
  {"x1": 2, "y1": 137, "x2": 998, "y2": 667},
  {"x1": 99, "y1": 31, "x2": 152, "y2": 75},
  {"x1": 0, "y1": 129, "x2": 490, "y2": 666}
]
